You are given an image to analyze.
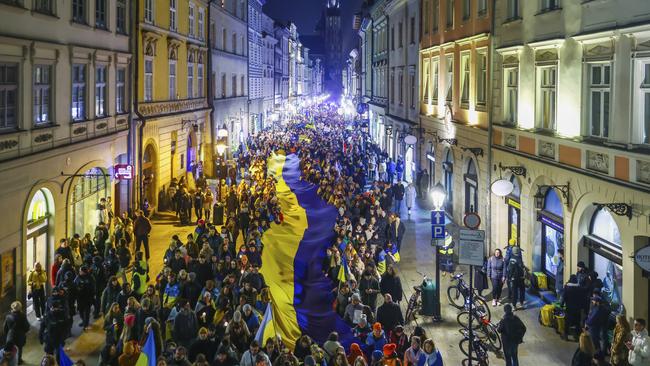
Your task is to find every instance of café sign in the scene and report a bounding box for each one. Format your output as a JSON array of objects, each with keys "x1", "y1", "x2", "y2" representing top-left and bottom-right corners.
[
  {"x1": 114, "y1": 164, "x2": 133, "y2": 180},
  {"x1": 634, "y1": 245, "x2": 650, "y2": 272}
]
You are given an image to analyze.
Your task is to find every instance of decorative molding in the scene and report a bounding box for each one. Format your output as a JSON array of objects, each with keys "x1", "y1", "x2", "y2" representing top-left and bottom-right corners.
[
  {"x1": 504, "y1": 133, "x2": 517, "y2": 148},
  {"x1": 637, "y1": 160, "x2": 650, "y2": 185},
  {"x1": 499, "y1": 163, "x2": 527, "y2": 177},
  {"x1": 0, "y1": 140, "x2": 18, "y2": 151},
  {"x1": 539, "y1": 141, "x2": 555, "y2": 159},
  {"x1": 586, "y1": 150, "x2": 609, "y2": 173},
  {"x1": 437, "y1": 137, "x2": 457, "y2": 146},
  {"x1": 502, "y1": 54, "x2": 519, "y2": 66},
  {"x1": 96, "y1": 122, "x2": 107, "y2": 130},
  {"x1": 137, "y1": 98, "x2": 209, "y2": 118},
  {"x1": 535, "y1": 50, "x2": 558, "y2": 63},
  {"x1": 584, "y1": 43, "x2": 613, "y2": 58},
  {"x1": 34, "y1": 133, "x2": 53, "y2": 143},
  {"x1": 593, "y1": 202, "x2": 633, "y2": 220},
  {"x1": 461, "y1": 146, "x2": 484, "y2": 157},
  {"x1": 73, "y1": 126, "x2": 87, "y2": 135},
  {"x1": 117, "y1": 118, "x2": 127, "y2": 125}
]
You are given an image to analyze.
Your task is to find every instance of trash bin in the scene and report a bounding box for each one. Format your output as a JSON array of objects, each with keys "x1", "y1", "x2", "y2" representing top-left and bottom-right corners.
[
  {"x1": 421, "y1": 278, "x2": 436, "y2": 316},
  {"x1": 213, "y1": 203, "x2": 224, "y2": 225}
]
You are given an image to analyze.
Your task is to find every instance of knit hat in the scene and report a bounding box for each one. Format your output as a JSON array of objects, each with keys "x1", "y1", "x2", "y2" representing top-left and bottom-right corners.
[
  {"x1": 124, "y1": 314, "x2": 136, "y2": 327},
  {"x1": 233, "y1": 310, "x2": 242, "y2": 322},
  {"x1": 372, "y1": 322, "x2": 382, "y2": 331},
  {"x1": 383, "y1": 343, "x2": 396, "y2": 357},
  {"x1": 577, "y1": 261, "x2": 586, "y2": 269}
]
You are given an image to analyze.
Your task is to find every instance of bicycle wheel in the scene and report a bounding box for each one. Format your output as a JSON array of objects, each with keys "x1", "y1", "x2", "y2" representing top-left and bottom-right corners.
[
  {"x1": 459, "y1": 338, "x2": 488, "y2": 359},
  {"x1": 484, "y1": 322, "x2": 502, "y2": 351},
  {"x1": 457, "y1": 311, "x2": 481, "y2": 330},
  {"x1": 405, "y1": 301, "x2": 414, "y2": 323},
  {"x1": 472, "y1": 296, "x2": 492, "y2": 322},
  {"x1": 462, "y1": 359, "x2": 489, "y2": 366},
  {"x1": 447, "y1": 286, "x2": 464, "y2": 309}
]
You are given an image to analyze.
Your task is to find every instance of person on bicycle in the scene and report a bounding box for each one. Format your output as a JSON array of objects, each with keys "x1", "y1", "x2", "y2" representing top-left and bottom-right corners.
[{"x1": 498, "y1": 304, "x2": 527, "y2": 366}]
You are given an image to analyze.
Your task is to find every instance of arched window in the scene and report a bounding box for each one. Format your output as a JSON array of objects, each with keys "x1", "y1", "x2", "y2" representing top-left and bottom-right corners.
[
  {"x1": 464, "y1": 159, "x2": 478, "y2": 214},
  {"x1": 587, "y1": 208, "x2": 623, "y2": 310},
  {"x1": 539, "y1": 187, "x2": 564, "y2": 285},
  {"x1": 507, "y1": 175, "x2": 521, "y2": 246},
  {"x1": 543, "y1": 188, "x2": 563, "y2": 218}
]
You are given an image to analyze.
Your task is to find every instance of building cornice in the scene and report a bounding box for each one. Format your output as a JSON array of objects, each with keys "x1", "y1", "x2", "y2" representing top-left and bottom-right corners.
[
  {"x1": 528, "y1": 37, "x2": 564, "y2": 50},
  {"x1": 496, "y1": 44, "x2": 524, "y2": 55}
]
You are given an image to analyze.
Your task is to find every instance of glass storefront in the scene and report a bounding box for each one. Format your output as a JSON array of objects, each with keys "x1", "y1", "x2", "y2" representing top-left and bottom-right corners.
[
  {"x1": 586, "y1": 208, "x2": 623, "y2": 312},
  {"x1": 538, "y1": 188, "x2": 564, "y2": 289},
  {"x1": 71, "y1": 167, "x2": 108, "y2": 236}
]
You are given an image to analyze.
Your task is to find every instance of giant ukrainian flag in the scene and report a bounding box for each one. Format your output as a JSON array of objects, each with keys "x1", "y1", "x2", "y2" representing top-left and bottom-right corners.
[{"x1": 257, "y1": 153, "x2": 353, "y2": 350}]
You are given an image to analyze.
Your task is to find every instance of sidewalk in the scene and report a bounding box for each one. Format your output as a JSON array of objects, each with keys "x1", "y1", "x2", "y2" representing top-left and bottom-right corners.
[
  {"x1": 394, "y1": 197, "x2": 575, "y2": 365},
  {"x1": 21, "y1": 212, "x2": 197, "y2": 365}
]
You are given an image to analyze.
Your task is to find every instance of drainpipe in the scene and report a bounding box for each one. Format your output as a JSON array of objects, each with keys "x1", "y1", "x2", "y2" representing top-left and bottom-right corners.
[
  {"x1": 133, "y1": 1, "x2": 147, "y2": 212},
  {"x1": 208, "y1": 0, "x2": 216, "y2": 175},
  {"x1": 486, "y1": 0, "x2": 497, "y2": 253}
]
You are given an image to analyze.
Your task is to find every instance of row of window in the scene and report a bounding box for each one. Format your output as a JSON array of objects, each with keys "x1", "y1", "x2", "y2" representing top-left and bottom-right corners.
[
  {"x1": 69, "y1": 0, "x2": 128, "y2": 34},
  {"x1": 210, "y1": 25, "x2": 246, "y2": 56},
  {"x1": 390, "y1": 17, "x2": 417, "y2": 50},
  {"x1": 505, "y1": 0, "x2": 561, "y2": 20},
  {"x1": 421, "y1": 51, "x2": 487, "y2": 108},
  {"x1": 143, "y1": 59, "x2": 204, "y2": 102},
  {"x1": 500, "y1": 60, "x2": 650, "y2": 143},
  {"x1": 144, "y1": 0, "x2": 204, "y2": 39},
  {"x1": 389, "y1": 69, "x2": 417, "y2": 110},
  {"x1": 0, "y1": 62, "x2": 127, "y2": 129},
  {"x1": 215, "y1": 73, "x2": 246, "y2": 98},
  {"x1": 421, "y1": 0, "x2": 488, "y2": 36}
]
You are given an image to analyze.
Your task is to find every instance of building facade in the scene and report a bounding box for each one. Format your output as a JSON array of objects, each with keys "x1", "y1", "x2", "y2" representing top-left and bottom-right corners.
[
  {"x1": 261, "y1": 13, "x2": 277, "y2": 129},
  {"x1": 367, "y1": 0, "x2": 389, "y2": 155},
  {"x1": 419, "y1": 0, "x2": 492, "y2": 232},
  {"x1": 490, "y1": 0, "x2": 650, "y2": 319},
  {"x1": 210, "y1": 0, "x2": 248, "y2": 155},
  {"x1": 0, "y1": 0, "x2": 131, "y2": 313},
  {"x1": 274, "y1": 23, "x2": 290, "y2": 114},
  {"x1": 248, "y1": 0, "x2": 265, "y2": 134},
  {"x1": 136, "y1": 0, "x2": 211, "y2": 211},
  {"x1": 385, "y1": 0, "x2": 419, "y2": 182}
]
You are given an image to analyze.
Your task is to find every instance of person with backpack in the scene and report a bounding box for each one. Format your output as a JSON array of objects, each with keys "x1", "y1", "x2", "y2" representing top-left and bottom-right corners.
[
  {"x1": 2, "y1": 301, "x2": 29, "y2": 364},
  {"x1": 505, "y1": 246, "x2": 526, "y2": 309},
  {"x1": 498, "y1": 304, "x2": 526, "y2": 366},
  {"x1": 74, "y1": 265, "x2": 96, "y2": 331}
]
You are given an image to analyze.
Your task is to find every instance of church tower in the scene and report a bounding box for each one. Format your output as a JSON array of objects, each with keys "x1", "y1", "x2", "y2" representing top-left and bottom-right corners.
[{"x1": 324, "y1": 0, "x2": 343, "y2": 99}]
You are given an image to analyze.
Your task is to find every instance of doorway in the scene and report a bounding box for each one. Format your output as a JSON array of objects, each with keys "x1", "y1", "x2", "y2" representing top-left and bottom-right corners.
[
  {"x1": 25, "y1": 188, "x2": 53, "y2": 316},
  {"x1": 143, "y1": 144, "x2": 157, "y2": 207}
]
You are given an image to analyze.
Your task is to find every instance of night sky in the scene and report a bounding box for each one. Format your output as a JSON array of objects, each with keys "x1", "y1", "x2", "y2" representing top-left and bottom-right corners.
[{"x1": 263, "y1": 0, "x2": 364, "y2": 54}]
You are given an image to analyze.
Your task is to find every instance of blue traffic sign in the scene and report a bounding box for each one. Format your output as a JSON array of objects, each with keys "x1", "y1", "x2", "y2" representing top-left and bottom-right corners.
[
  {"x1": 431, "y1": 211, "x2": 445, "y2": 225},
  {"x1": 432, "y1": 225, "x2": 445, "y2": 239}
]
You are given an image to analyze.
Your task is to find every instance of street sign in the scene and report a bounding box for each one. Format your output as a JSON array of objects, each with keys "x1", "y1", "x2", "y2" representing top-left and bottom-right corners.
[
  {"x1": 432, "y1": 225, "x2": 445, "y2": 239},
  {"x1": 114, "y1": 164, "x2": 133, "y2": 180},
  {"x1": 463, "y1": 212, "x2": 481, "y2": 229},
  {"x1": 431, "y1": 211, "x2": 445, "y2": 225},
  {"x1": 460, "y1": 229, "x2": 485, "y2": 241},
  {"x1": 458, "y1": 239, "x2": 485, "y2": 266}
]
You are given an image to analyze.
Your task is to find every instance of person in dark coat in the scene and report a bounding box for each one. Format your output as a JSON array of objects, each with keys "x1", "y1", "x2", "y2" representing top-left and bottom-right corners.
[
  {"x1": 359, "y1": 271, "x2": 380, "y2": 311},
  {"x1": 173, "y1": 300, "x2": 199, "y2": 349},
  {"x1": 585, "y1": 295, "x2": 610, "y2": 355},
  {"x1": 134, "y1": 210, "x2": 152, "y2": 260},
  {"x1": 387, "y1": 214, "x2": 406, "y2": 251},
  {"x1": 180, "y1": 272, "x2": 203, "y2": 309},
  {"x1": 101, "y1": 276, "x2": 122, "y2": 315},
  {"x1": 74, "y1": 265, "x2": 96, "y2": 330},
  {"x1": 473, "y1": 258, "x2": 489, "y2": 298},
  {"x1": 392, "y1": 182, "x2": 405, "y2": 216},
  {"x1": 487, "y1": 249, "x2": 505, "y2": 306},
  {"x1": 40, "y1": 288, "x2": 68, "y2": 356},
  {"x1": 3, "y1": 301, "x2": 29, "y2": 363},
  {"x1": 380, "y1": 265, "x2": 403, "y2": 303},
  {"x1": 497, "y1": 304, "x2": 527, "y2": 366},
  {"x1": 188, "y1": 327, "x2": 217, "y2": 362},
  {"x1": 55, "y1": 239, "x2": 73, "y2": 263},
  {"x1": 561, "y1": 275, "x2": 583, "y2": 341},
  {"x1": 376, "y1": 294, "x2": 404, "y2": 336}
]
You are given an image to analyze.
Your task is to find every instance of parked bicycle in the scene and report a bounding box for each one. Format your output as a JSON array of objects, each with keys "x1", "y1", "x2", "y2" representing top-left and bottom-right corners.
[
  {"x1": 447, "y1": 273, "x2": 491, "y2": 321},
  {"x1": 404, "y1": 272, "x2": 427, "y2": 323},
  {"x1": 459, "y1": 328, "x2": 490, "y2": 366},
  {"x1": 457, "y1": 310, "x2": 502, "y2": 351}
]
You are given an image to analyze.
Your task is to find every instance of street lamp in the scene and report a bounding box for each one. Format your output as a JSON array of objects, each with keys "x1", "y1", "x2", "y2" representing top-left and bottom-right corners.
[{"x1": 431, "y1": 182, "x2": 446, "y2": 322}]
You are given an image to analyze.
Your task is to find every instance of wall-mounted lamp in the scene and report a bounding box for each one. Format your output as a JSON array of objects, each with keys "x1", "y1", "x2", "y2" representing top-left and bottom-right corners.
[
  {"x1": 534, "y1": 183, "x2": 570, "y2": 210},
  {"x1": 386, "y1": 125, "x2": 393, "y2": 136},
  {"x1": 593, "y1": 202, "x2": 633, "y2": 220},
  {"x1": 498, "y1": 162, "x2": 527, "y2": 177}
]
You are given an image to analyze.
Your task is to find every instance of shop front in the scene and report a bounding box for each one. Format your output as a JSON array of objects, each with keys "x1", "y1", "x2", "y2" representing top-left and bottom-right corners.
[
  {"x1": 537, "y1": 188, "x2": 564, "y2": 290},
  {"x1": 506, "y1": 176, "x2": 522, "y2": 247},
  {"x1": 69, "y1": 167, "x2": 109, "y2": 236}
]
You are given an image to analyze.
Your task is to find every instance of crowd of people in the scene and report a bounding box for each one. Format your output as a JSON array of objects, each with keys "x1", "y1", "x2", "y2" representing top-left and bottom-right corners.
[{"x1": 1, "y1": 102, "x2": 648, "y2": 366}]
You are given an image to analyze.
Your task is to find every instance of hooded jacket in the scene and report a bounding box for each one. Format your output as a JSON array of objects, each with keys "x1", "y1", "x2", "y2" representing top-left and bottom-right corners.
[{"x1": 629, "y1": 328, "x2": 650, "y2": 366}]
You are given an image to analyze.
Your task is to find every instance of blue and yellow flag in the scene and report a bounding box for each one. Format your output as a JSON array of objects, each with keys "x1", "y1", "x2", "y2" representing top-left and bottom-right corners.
[
  {"x1": 259, "y1": 153, "x2": 354, "y2": 349},
  {"x1": 136, "y1": 330, "x2": 156, "y2": 366}
]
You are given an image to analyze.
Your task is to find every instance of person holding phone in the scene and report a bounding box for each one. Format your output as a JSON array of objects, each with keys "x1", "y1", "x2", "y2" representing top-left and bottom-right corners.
[{"x1": 627, "y1": 318, "x2": 650, "y2": 366}]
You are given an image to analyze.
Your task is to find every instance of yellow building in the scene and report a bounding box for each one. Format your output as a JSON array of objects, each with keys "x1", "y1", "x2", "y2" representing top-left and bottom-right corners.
[{"x1": 136, "y1": 0, "x2": 212, "y2": 209}]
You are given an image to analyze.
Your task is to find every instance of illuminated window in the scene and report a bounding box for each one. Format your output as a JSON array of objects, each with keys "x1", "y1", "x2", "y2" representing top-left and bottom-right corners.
[
  {"x1": 445, "y1": 55, "x2": 453, "y2": 102},
  {"x1": 0, "y1": 63, "x2": 18, "y2": 129},
  {"x1": 460, "y1": 53, "x2": 470, "y2": 105},
  {"x1": 33, "y1": 65, "x2": 51, "y2": 125},
  {"x1": 477, "y1": 52, "x2": 487, "y2": 105},
  {"x1": 504, "y1": 67, "x2": 518, "y2": 124},
  {"x1": 144, "y1": 59, "x2": 153, "y2": 101},
  {"x1": 72, "y1": 64, "x2": 86, "y2": 120},
  {"x1": 537, "y1": 66, "x2": 556, "y2": 130},
  {"x1": 188, "y1": 3, "x2": 195, "y2": 37},
  {"x1": 95, "y1": 65, "x2": 107, "y2": 117},
  {"x1": 432, "y1": 59, "x2": 439, "y2": 102},
  {"x1": 116, "y1": 67, "x2": 126, "y2": 113},
  {"x1": 170, "y1": 0, "x2": 177, "y2": 31},
  {"x1": 588, "y1": 63, "x2": 610, "y2": 138}
]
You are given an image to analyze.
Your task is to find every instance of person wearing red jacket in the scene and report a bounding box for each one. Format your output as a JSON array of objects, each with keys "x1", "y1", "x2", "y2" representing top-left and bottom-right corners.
[{"x1": 50, "y1": 254, "x2": 62, "y2": 287}]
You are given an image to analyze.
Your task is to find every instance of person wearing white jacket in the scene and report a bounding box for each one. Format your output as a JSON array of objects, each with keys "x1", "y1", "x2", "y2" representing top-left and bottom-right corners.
[
  {"x1": 628, "y1": 318, "x2": 650, "y2": 366},
  {"x1": 405, "y1": 183, "x2": 416, "y2": 220}
]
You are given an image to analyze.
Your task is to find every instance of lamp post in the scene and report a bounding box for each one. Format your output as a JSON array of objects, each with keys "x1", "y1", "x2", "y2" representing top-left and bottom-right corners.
[{"x1": 431, "y1": 182, "x2": 446, "y2": 322}]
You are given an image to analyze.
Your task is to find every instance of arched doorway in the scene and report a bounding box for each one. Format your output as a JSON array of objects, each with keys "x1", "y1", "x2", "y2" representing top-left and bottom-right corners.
[
  {"x1": 143, "y1": 144, "x2": 157, "y2": 208},
  {"x1": 537, "y1": 188, "x2": 564, "y2": 289},
  {"x1": 187, "y1": 131, "x2": 197, "y2": 174},
  {"x1": 25, "y1": 188, "x2": 54, "y2": 315},
  {"x1": 584, "y1": 208, "x2": 623, "y2": 311},
  {"x1": 506, "y1": 176, "x2": 522, "y2": 246},
  {"x1": 464, "y1": 159, "x2": 478, "y2": 214},
  {"x1": 70, "y1": 167, "x2": 108, "y2": 236},
  {"x1": 443, "y1": 149, "x2": 454, "y2": 215}
]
